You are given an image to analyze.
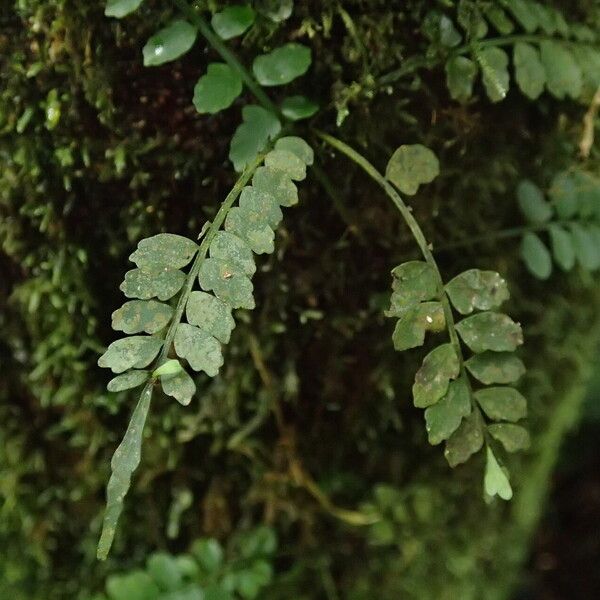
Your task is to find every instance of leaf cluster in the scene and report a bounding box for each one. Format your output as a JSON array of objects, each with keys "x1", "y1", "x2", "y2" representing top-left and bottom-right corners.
[
  {"x1": 94, "y1": 526, "x2": 277, "y2": 600},
  {"x1": 423, "y1": 0, "x2": 600, "y2": 104},
  {"x1": 384, "y1": 143, "x2": 528, "y2": 500},
  {"x1": 517, "y1": 172, "x2": 600, "y2": 279},
  {"x1": 96, "y1": 137, "x2": 314, "y2": 558}
]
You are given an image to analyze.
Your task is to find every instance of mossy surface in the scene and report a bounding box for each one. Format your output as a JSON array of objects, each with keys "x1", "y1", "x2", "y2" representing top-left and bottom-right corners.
[{"x1": 1, "y1": 1, "x2": 600, "y2": 598}]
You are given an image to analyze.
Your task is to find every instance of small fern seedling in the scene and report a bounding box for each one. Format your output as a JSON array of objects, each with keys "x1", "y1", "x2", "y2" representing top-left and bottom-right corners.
[
  {"x1": 318, "y1": 131, "x2": 529, "y2": 501},
  {"x1": 96, "y1": 137, "x2": 314, "y2": 559}
]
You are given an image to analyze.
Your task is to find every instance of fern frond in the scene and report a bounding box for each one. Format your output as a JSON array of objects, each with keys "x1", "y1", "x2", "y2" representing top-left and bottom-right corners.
[
  {"x1": 96, "y1": 137, "x2": 314, "y2": 559},
  {"x1": 317, "y1": 131, "x2": 528, "y2": 501}
]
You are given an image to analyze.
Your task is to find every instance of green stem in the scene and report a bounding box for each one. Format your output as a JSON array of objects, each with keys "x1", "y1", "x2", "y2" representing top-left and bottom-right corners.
[
  {"x1": 172, "y1": 0, "x2": 361, "y2": 237},
  {"x1": 154, "y1": 153, "x2": 264, "y2": 369},
  {"x1": 453, "y1": 33, "x2": 576, "y2": 55},
  {"x1": 378, "y1": 34, "x2": 579, "y2": 87},
  {"x1": 436, "y1": 219, "x2": 577, "y2": 252},
  {"x1": 377, "y1": 56, "x2": 437, "y2": 86},
  {"x1": 172, "y1": 0, "x2": 280, "y2": 116},
  {"x1": 314, "y1": 131, "x2": 468, "y2": 378}
]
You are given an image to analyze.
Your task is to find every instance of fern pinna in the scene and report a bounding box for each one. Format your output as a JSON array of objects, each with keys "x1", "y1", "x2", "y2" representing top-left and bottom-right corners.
[
  {"x1": 96, "y1": 137, "x2": 313, "y2": 559},
  {"x1": 318, "y1": 132, "x2": 529, "y2": 504}
]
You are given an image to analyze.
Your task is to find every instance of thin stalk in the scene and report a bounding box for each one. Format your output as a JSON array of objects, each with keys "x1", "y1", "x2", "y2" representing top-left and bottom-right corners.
[
  {"x1": 378, "y1": 55, "x2": 437, "y2": 87},
  {"x1": 172, "y1": 0, "x2": 362, "y2": 237},
  {"x1": 154, "y1": 153, "x2": 264, "y2": 370},
  {"x1": 315, "y1": 131, "x2": 469, "y2": 383},
  {"x1": 172, "y1": 0, "x2": 279, "y2": 116},
  {"x1": 378, "y1": 34, "x2": 578, "y2": 87},
  {"x1": 452, "y1": 33, "x2": 578, "y2": 56},
  {"x1": 436, "y1": 219, "x2": 577, "y2": 252}
]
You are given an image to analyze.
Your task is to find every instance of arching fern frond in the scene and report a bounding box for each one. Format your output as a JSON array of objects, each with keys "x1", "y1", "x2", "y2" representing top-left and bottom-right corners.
[
  {"x1": 317, "y1": 131, "x2": 529, "y2": 501},
  {"x1": 96, "y1": 137, "x2": 314, "y2": 559}
]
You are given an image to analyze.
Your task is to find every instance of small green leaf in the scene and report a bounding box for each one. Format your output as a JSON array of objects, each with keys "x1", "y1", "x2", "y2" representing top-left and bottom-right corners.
[
  {"x1": 422, "y1": 11, "x2": 462, "y2": 48},
  {"x1": 385, "y1": 144, "x2": 440, "y2": 196},
  {"x1": 516, "y1": 179, "x2": 552, "y2": 223},
  {"x1": 107, "y1": 370, "x2": 149, "y2": 392},
  {"x1": 146, "y1": 552, "x2": 183, "y2": 591},
  {"x1": 488, "y1": 423, "x2": 530, "y2": 452},
  {"x1": 98, "y1": 384, "x2": 153, "y2": 560},
  {"x1": 499, "y1": 0, "x2": 538, "y2": 33},
  {"x1": 130, "y1": 233, "x2": 198, "y2": 270},
  {"x1": 465, "y1": 352, "x2": 525, "y2": 385},
  {"x1": 570, "y1": 223, "x2": 600, "y2": 271},
  {"x1": 99, "y1": 336, "x2": 162, "y2": 374},
  {"x1": 475, "y1": 386, "x2": 527, "y2": 422},
  {"x1": 572, "y1": 46, "x2": 600, "y2": 95},
  {"x1": 445, "y1": 269, "x2": 509, "y2": 315},
  {"x1": 252, "y1": 43, "x2": 312, "y2": 86},
  {"x1": 413, "y1": 343, "x2": 460, "y2": 408},
  {"x1": 540, "y1": 41, "x2": 582, "y2": 100},
  {"x1": 571, "y1": 172, "x2": 600, "y2": 218},
  {"x1": 204, "y1": 584, "x2": 234, "y2": 600},
  {"x1": 281, "y1": 96, "x2": 319, "y2": 121},
  {"x1": 483, "y1": 4, "x2": 514, "y2": 34},
  {"x1": 143, "y1": 20, "x2": 197, "y2": 67},
  {"x1": 106, "y1": 570, "x2": 160, "y2": 600},
  {"x1": 445, "y1": 56, "x2": 478, "y2": 103},
  {"x1": 161, "y1": 370, "x2": 196, "y2": 406},
  {"x1": 548, "y1": 7, "x2": 570, "y2": 37},
  {"x1": 457, "y1": 0, "x2": 488, "y2": 39},
  {"x1": 186, "y1": 291, "x2": 235, "y2": 344},
  {"x1": 193, "y1": 63, "x2": 243, "y2": 114},
  {"x1": 121, "y1": 268, "x2": 186, "y2": 301},
  {"x1": 105, "y1": 0, "x2": 144, "y2": 18},
  {"x1": 174, "y1": 555, "x2": 199, "y2": 580},
  {"x1": 175, "y1": 324, "x2": 223, "y2": 377},
  {"x1": 153, "y1": 359, "x2": 183, "y2": 378},
  {"x1": 424, "y1": 378, "x2": 471, "y2": 445},
  {"x1": 549, "y1": 225, "x2": 575, "y2": 271},
  {"x1": 258, "y1": 0, "x2": 294, "y2": 23},
  {"x1": 274, "y1": 137, "x2": 314, "y2": 166},
  {"x1": 478, "y1": 47, "x2": 510, "y2": 102},
  {"x1": 236, "y1": 561, "x2": 273, "y2": 599},
  {"x1": 252, "y1": 167, "x2": 298, "y2": 208},
  {"x1": 484, "y1": 446, "x2": 513, "y2": 500},
  {"x1": 528, "y1": 3, "x2": 557, "y2": 35},
  {"x1": 570, "y1": 23, "x2": 595, "y2": 42},
  {"x1": 264, "y1": 149, "x2": 307, "y2": 181},
  {"x1": 209, "y1": 231, "x2": 256, "y2": 277},
  {"x1": 239, "y1": 186, "x2": 283, "y2": 228},
  {"x1": 520, "y1": 232, "x2": 552, "y2": 280},
  {"x1": 444, "y1": 410, "x2": 484, "y2": 467},
  {"x1": 388, "y1": 261, "x2": 438, "y2": 313},
  {"x1": 211, "y1": 5, "x2": 255, "y2": 40},
  {"x1": 192, "y1": 538, "x2": 224, "y2": 572},
  {"x1": 198, "y1": 258, "x2": 255, "y2": 309},
  {"x1": 229, "y1": 105, "x2": 281, "y2": 172},
  {"x1": 549, "y1": 171, "x2": 579, "y2": 218},
  {"x1": 225, "y1": 207, "x2": 275, "y2": 255},
  {"x1": 392, "y1": 302, "x2": 445, "y2": 351},
  {"x1": 456, "y1": 312, "x2": 523, "y2": 353},
  {"x1": 237, "y1": 525, "x2": 277, "y2": 557},
  {"x1": 112, "y1": 300, "x2": 173, "y2": 335},
  {"x1": 514, "y1": 42, "x2": 546, "y2": 100}
]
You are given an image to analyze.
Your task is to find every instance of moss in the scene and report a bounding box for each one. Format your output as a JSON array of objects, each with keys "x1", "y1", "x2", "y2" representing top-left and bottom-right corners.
[{"x1": 1, "y1": 1, "x2": 600, "y2": 598}]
